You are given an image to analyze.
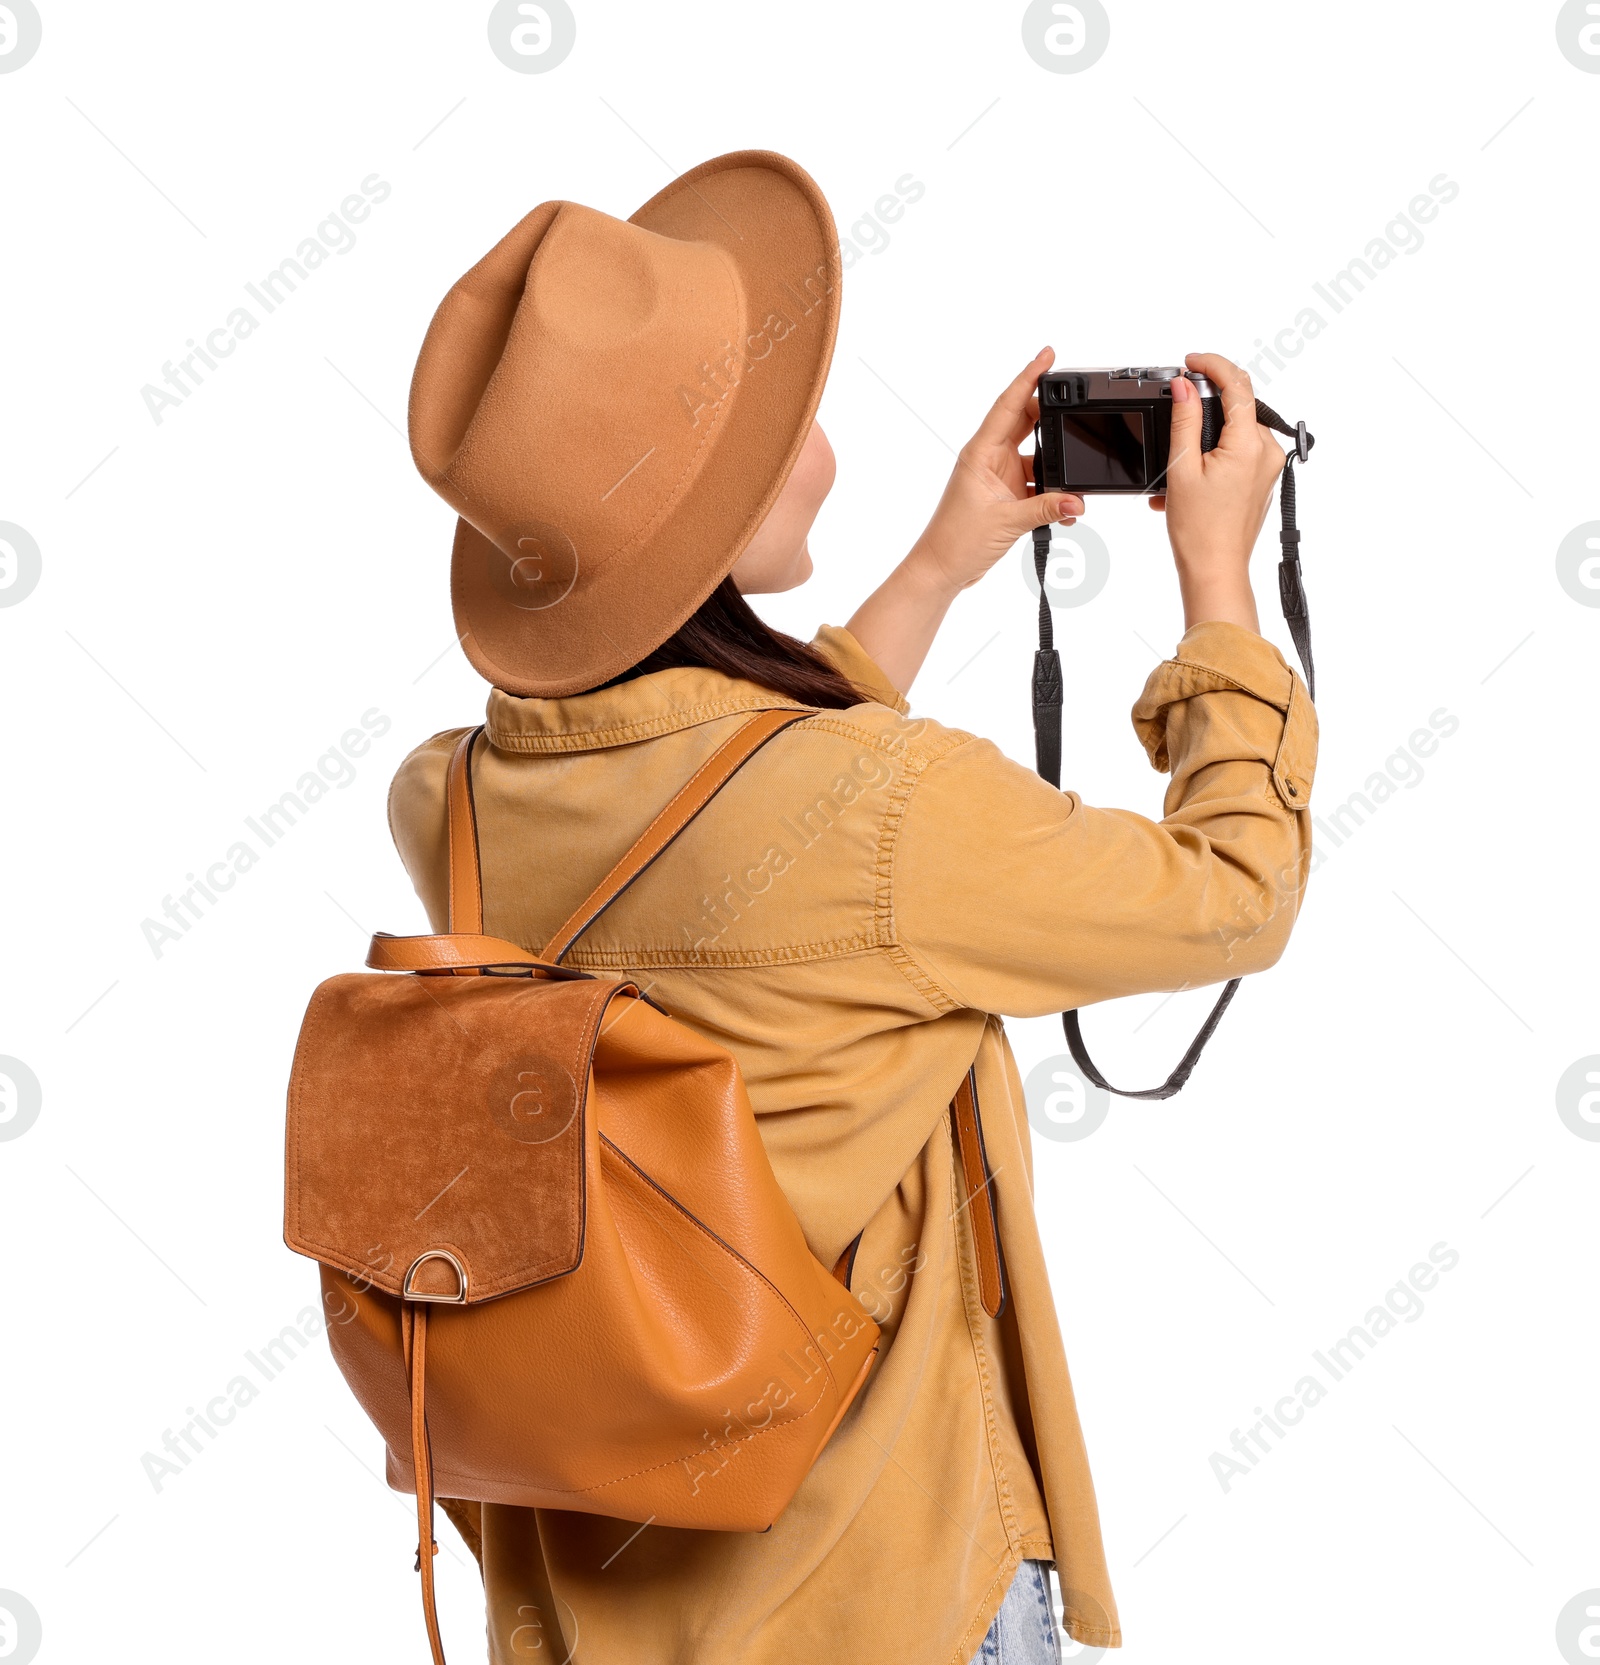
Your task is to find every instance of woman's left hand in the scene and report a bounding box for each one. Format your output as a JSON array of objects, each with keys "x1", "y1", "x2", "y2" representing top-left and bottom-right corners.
[
  {"x1": 846, "y1": 348, "x2": 1084, "y2": 694},
  {"x1": 906, "y1": 346, "x2": 1084, "y2": 594}
]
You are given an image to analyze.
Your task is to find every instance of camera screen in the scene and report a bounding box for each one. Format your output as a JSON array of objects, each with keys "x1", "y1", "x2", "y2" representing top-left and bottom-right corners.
[{"x1": 1058, "y1": 411, "x2": 1148, "y2": 487}]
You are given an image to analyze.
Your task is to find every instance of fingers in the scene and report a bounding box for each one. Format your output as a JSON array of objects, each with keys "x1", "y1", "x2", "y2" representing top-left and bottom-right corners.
[
  {"x1": 1005, "y1": 392, "x2": 1041, "y2": 449},
  {"x1": 1167, "y1": 369, "x2": 1204, "y2": 485},
  {"x1": 993, "y1": 447, "x2": 1033, "y2": 500},
  {"x1": 1185, "y1": 352, "x2": 1260, "y2": 454},
  {"x1": 1005, "y1": 446, "x2": 1045, "y2": 489},
  {"x1": 1147, "y1": 495, "x2": 1166, "y2": 511},
  {"x1": 1005, "y1": 490, "x2": 1081, "y2": 536},
  {"x1": 974, "y1": 347, "x2": 1054, "y2": 448}
]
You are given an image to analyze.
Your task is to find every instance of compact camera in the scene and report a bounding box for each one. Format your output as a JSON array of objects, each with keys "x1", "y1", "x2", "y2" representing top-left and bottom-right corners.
[{"x1": 1033, "y1": 367, "x2": 1223, "y2": 496}]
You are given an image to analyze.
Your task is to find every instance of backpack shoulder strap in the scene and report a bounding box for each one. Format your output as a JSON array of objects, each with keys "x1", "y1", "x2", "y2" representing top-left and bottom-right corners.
[
  {"x1": 445, "y1": 726, "x2": 486, "y2": 935},
  {"x1": 444, "y1": 709, "x2": 1006, "y2": 1318},
  {"x1": 951, "y1": 1067, "x2": 1007, "y2": 1319},
  {"x1": 443, "y1": 707, "x2": 814, "y2": 960}
]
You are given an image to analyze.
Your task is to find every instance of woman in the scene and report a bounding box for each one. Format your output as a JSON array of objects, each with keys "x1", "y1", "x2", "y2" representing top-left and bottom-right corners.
[{"x1": 391, "y1": 150, "x2": 1314, "y2": 1664}]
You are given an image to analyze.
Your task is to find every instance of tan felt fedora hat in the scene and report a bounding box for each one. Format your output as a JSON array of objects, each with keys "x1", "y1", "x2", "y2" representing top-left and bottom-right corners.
[{"x1": 408, "y1": 150, "x2": 841, "y2": 697}]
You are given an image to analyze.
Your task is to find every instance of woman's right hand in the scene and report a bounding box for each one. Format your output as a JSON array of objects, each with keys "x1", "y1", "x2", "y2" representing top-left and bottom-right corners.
[{"x1": 1149, "y1": 352, "x2": 1286, "y2": 633}]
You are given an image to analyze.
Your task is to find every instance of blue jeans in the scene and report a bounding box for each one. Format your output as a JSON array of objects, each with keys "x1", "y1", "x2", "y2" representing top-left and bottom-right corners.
[{"x1": 967, "y1": 1560, "x2": 1061, "y2": 1664}]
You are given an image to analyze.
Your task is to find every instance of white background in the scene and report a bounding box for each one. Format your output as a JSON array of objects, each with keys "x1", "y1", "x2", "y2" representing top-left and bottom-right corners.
[{"x1": 2, "y1": 2, "x2": 1597, "y2": 1662}]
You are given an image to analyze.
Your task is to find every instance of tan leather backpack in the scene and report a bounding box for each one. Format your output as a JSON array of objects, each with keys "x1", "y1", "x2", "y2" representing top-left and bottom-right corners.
[{"x1": 283, "y1": 708, "x2": 1007, "y2": 1663}]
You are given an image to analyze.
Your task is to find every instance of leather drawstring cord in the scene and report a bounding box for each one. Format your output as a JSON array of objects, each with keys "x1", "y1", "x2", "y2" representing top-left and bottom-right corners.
[{"x1": 402, "y1": 1303, "x2": 447, "y2": 1665}]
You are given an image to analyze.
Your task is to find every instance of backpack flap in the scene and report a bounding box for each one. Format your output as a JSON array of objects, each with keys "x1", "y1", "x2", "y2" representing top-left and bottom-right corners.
[{"x1": 285, "y1": 969, "x2": 630, "y2": 1303}]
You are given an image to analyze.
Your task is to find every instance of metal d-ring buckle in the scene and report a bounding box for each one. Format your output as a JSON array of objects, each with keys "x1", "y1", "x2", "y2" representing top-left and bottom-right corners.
[
  {"x1": 1295, "y1": 420, "x2": 1310, "y2": 463},
  {"x1": 403, "y1": 1248, "x2": 468, "y2": 1303}
]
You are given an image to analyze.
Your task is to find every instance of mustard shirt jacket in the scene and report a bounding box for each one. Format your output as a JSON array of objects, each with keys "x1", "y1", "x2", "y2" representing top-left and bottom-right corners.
[{"x1": 386, "y1": 619, "x2": 1318, "y2": 1665}]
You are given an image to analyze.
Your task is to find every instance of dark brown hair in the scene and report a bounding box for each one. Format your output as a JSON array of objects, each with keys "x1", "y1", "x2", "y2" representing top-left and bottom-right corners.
[{"x1": 601, "y1": 577, "x2": 865, "y2": 710}]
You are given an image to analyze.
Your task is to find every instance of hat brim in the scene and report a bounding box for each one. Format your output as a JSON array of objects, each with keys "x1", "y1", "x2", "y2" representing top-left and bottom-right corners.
[{"x1": 450, "y1": 151, "x2": 841, "y2": 698}]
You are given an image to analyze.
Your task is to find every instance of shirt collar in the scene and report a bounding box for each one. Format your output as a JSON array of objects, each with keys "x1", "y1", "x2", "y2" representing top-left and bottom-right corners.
[{"x1": 483, "y1": 624, "x2": 906, "y2": 755}]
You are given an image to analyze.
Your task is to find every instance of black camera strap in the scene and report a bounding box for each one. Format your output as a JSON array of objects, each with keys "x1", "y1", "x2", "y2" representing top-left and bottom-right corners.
[{"x1": 1030, "y1": 399, "x2": 1314, "y2": 1100}]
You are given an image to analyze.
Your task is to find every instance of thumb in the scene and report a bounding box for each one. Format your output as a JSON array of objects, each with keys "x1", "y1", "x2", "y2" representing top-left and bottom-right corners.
[
  {"x1": 1167, "y1": 375, "x2": 1203, "y2": 483},
  {"x1": 1006, "y1": 490, "x2": 1079, "y2": 536}
]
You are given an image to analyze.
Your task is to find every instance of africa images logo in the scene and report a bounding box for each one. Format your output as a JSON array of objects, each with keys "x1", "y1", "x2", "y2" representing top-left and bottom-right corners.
[
  {"x1": 1021, "y1": 0, "x2": 1111, "y2": 73},
  {"x1": 0, "y1": 1, "x2": 43, "y2": 73},
  {"x1": 0, "y1": 523, "x2": 42, "y2": 608},
  {"x1": 487, "y1": 0, "x2": 577, "y2": 72},
  {"x1": 1556, "y1": 0, "x2": 1600, "y2": 71},
  {"x1": 0, "y1": 1056, "x2": 42, "y2": 1142},
  {"x1": 0, "y1": 1590, "x2": 42, "y2": 1665}
]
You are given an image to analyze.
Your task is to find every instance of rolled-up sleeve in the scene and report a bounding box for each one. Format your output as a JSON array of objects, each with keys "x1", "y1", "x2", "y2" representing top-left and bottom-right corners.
[{"x1": 893, "y1": 621, "x2": 1318, "y2": 1017}]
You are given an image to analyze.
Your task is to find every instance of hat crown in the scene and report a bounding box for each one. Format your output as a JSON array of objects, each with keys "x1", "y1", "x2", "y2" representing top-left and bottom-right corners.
[
  {"x1": 526, "y1": 206, "x2": 715, "y2": 346},
  {"x1": 430, "y1": 204, "x2": 745, "y2": 571}
]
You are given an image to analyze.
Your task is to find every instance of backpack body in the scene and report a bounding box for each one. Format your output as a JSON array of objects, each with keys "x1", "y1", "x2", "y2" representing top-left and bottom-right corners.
[{"x1": 286, "y1": 963, "x2": 878, "y2": 1531}]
